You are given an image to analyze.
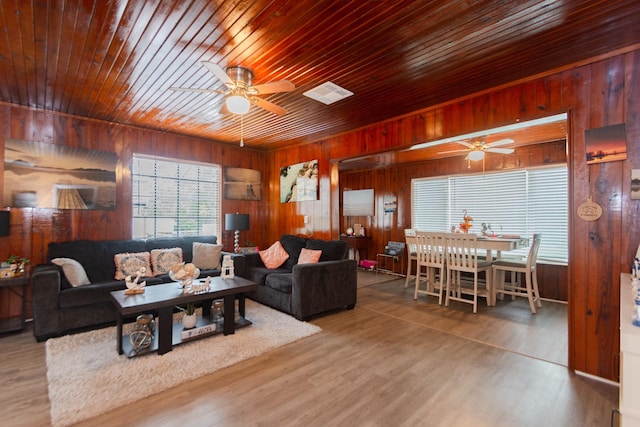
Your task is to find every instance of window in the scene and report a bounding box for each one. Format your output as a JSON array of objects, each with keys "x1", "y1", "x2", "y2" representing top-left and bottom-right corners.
[
  {"x1": 132, "y1": 154, "x2": 221, "y2": 239},
  {"x1": 411, "y1": 165, "x2": 568, "y2": 263}
]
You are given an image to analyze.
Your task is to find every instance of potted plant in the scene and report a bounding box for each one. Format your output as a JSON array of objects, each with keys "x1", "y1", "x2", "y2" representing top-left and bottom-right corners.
[
  {"x1": 6, "y1": 255, "x2": 30, "y2": 276},
  {"x1": 177, "y1": 303, "x2": 197, "y2": 329}
]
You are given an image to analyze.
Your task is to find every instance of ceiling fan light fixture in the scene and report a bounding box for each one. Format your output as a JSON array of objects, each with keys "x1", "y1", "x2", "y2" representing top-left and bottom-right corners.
[
  {"x1": 468, "y1": 150, "x2": 485, "y2": 161},
  {"x1": 226, "y1": 95, "x2": 251, "y2": 114}
]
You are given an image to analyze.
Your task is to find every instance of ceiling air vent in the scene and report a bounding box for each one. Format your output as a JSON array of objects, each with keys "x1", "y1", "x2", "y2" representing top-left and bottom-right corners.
[{"x1": 303, "y1": 82, "x2": 353, "y2": 105}]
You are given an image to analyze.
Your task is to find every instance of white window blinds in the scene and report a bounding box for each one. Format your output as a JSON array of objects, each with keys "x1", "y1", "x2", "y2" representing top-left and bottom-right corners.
[
  {"x1": 411, "y1": 165, "x2": 568, "y2": 263},
  {"x1": 132, "y1": 154, "x2": 221, "y2": 239}
]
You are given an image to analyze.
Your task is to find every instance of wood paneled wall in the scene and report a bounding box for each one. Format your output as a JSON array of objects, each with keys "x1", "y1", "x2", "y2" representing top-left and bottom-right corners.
[
  {"x1": 267, "y1": 50, "x2": 640, "y2": 381},
  {"x1": 339, "y1": 140, "x2": 568, "y2": 302},
  {"x1": 0, "y1": 49, "x2": 637, "y2": 381},
  {"x1": 0, "y1": 105, "x2": 267, "y2": 322}
]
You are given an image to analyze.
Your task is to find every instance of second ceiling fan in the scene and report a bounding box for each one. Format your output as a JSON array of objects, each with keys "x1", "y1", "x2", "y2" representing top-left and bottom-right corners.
[
  {"x1": 171, "y1": 61, "x2": 295, "y2": 116},
  {"x1": 438, "y1": 138, "x2": 515, "y2": 160}
]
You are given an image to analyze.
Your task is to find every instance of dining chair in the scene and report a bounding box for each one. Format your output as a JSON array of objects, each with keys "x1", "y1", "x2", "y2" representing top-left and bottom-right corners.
[
  {"x1": 414, "y1": 231, "x2": 447, "y2": 304},
  {"x1": 404, "y1": 229, "x2": 417, "y2": 288},
  {"x1": 492, "y1": 233, "x2": 542, "y2": 313},
  {"x1": 444, "y1": 233, "x2": 492, "y2": 313}
]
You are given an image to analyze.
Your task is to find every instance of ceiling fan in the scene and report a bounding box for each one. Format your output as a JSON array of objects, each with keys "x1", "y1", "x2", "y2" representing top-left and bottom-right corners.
[
  {"x1": 437, "y1": 138, "x2": 515, "y2": 160},
  {"x1": 170, "y1": 61, "x2": 295, "y2": 116}
]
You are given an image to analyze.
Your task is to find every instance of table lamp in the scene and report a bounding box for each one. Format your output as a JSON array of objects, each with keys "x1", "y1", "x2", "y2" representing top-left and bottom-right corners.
[{"x1": 225, "y1": 213, "x2": 250, "y2": 253}]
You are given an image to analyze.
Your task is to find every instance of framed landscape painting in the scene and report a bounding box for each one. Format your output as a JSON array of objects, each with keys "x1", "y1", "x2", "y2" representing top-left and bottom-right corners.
[{"x1": 3, "y1": 139, "x2": 117, "y2": 209}]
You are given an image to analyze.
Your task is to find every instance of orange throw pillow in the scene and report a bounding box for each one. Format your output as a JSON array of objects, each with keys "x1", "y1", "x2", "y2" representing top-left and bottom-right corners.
[
  {"x1": 259, "y1": 241, "x2": 290, "y2": 269},
  {"x1": 298, "y1": 248, "x2": 322, "y2": 264}
]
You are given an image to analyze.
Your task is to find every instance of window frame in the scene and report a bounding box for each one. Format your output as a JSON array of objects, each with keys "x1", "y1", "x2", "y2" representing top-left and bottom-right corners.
[{"x1": 131, "y1": 154, "x2": 221, "y2": 239}]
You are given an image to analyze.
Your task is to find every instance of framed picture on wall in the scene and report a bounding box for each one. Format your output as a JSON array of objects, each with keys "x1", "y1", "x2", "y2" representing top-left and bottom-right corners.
[
  {"x1": 3, "y1": 139, "x2": 117, "y2": 209},
  {"x1": 280, "y1": 159, "x2": 318, "y2": 203},
  {"x1": 224, "y1": 167, "x2": 261, "y2": 200},
  {"x1": 585, "y1": 123, "x2": 627, "y2": 164}
]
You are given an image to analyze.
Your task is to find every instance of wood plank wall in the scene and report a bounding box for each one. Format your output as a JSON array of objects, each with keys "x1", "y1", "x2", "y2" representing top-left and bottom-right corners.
[
  {"x1": 267, "y1": 50, "x2": 640, "y2": 381},
  {"x1": 339, "y1": 140, "x2": 568, "y2": 302},
  {"x1": 0, "y1": 49, "x2": 637, "y2": 381},
  {"x1": 0, "y1": 106, "x2": 267, "y2": 324}
]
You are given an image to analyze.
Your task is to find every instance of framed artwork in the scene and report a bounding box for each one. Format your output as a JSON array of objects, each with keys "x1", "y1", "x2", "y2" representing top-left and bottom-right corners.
[
  {"x1": 224, "y1": 167, "x2": 261, "y2": 200},
  {"x1": 585, "y1": 123, "x2": 627, "y2": 164},
  {"x1": 383, "y1": 195, "x2": 397, "y2": 213},
  {"x1": 280, "y1": 159, "x2": 318, "y2": 203},
  {"x1": 3, "y1": 139, "x2": 117, "y2": 209},
  {"x1": 632, "y1": 169, "x2": 640, "y2": 200}
]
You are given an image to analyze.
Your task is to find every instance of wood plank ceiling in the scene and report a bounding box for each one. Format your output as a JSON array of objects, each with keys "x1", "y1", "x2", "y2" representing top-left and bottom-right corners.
[{"x1": 0, "y1": 1, "x2": 638, "y2": 153}]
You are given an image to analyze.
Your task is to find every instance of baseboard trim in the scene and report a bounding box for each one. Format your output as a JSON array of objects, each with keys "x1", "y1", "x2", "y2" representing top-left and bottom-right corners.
[{"x1": 575, "y1": 369, "x2": 619, "y2": 387}]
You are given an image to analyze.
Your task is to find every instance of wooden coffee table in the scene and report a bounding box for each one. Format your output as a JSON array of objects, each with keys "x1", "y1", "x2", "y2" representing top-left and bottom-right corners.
[{"x1": 110, "y1": 276, "x2": 258, "y2": 357}]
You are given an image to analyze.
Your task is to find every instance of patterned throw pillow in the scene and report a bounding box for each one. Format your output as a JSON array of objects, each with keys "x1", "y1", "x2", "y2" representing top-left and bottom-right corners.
[
  {"x1": 51, "y1": 258, "x2": 91, "y2": 287},
  {"x1": 259, "y1": 241, "x2": 290, "y2": 269},
  {"x1": 298, "y1": 248, "x2": 322, "y2": 264},
  {"x1": 192, "y1": 242, "x2": 223, "y2": 270},
  {"x1": 114, "y1": 252, "x2": 152, "y2": 280},
  {"x1": 150, "y1": 247, "x2": 183, "y2": 276}
]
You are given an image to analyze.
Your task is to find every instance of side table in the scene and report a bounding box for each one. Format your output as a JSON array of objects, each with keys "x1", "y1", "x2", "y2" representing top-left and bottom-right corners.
[{"x1": 0, "y1": 275, "x2": 29, "y2": 333}]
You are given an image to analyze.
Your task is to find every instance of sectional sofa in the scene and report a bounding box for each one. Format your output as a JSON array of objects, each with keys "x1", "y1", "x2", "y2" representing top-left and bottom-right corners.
[{"x1": 31, "y1": 235, "x2": 241, "y2": 341}]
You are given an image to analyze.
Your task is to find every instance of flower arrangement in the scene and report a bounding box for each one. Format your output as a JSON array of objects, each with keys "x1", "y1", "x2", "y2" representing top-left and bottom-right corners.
[{"x1": 459, "y1": 209, "x2": 473, "y2": 233}]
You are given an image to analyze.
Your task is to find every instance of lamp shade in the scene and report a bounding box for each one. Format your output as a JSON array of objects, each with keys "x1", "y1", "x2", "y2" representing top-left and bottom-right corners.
[
  {"x1": 0, "y1": 211, "x2": 8, "y2": 236},
  {"x1": 225, "y1": 213, "x2": 249, "y2": 231}
]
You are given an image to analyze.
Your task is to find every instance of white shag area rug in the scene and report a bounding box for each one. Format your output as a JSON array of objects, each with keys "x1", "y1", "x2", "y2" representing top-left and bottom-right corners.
[{"x1": 45, "y1": 300, "x2": 321, "y2": 427}]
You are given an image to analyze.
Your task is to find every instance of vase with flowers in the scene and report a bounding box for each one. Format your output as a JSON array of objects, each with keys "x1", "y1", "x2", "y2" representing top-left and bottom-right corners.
[{"x1": 459, "y1": 209, "x2": 473, "y2": 233}]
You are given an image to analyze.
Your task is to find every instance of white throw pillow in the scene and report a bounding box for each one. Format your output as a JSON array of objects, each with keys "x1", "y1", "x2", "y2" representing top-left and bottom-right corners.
[
  {"x1": 150, "y1": 247, "x2": 183, "y2": 276},
  {"x1": 51, "y1": 258, "x2": 91, "y2": 287},
  {"x1": 192, "y1": 242, "x2": 223, "y2": 270}
]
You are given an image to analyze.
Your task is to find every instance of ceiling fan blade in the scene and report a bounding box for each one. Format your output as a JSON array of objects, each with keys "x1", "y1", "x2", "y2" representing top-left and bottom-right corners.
[
  {"x1": 169, "y1": 87, "x2": 226, "y2": 95},
  {"x1": 486, "y1": 138, "x2": 514, "y2": 147},
  {"x1": 202, "y1": 61, "x2": 234, "y2": 86},
  {"x1": 452, "y1": 140, "x2": 473, "y2": 148},
  {"x1": 251, "y1": 96, "x2": 287, "y2": 116},
  {"x1": 251, "y1": 80, "x2": 295, "y2": 95},
  {"x1": 486, "y1": 147, "x2": 514, "y2": 154}
]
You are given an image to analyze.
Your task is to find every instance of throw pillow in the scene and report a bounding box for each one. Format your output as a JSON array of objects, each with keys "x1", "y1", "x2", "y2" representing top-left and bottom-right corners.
[
  {"x1": 298, "y1": 248, "x2": 322, "y2": 264},
  {"x1": 259, "y1": 241, "x2": 290, "y2": 269},
  {"x1": 114, "y1": 252, "x2": 152, "y2": 280},
  {"x1": 50, "y1": 258, "x2": 91, "y2": 287},
  {"x1": 150, "y1": 247, "x2": 183, "y2": 276},
  {"x1": 192, "y1": 242, "x2": 223, "y2": 270}
]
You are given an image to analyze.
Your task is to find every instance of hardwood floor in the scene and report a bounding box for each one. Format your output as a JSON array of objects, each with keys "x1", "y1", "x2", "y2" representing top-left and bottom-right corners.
[{"x1": 1, "y1": 273, "x2": 618, "y2": 427}]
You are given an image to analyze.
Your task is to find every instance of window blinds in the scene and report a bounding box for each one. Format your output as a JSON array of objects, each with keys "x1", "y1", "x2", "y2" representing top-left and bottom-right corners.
[{"x1": 411, "y1": 165, "x2": 568, "y2": 263}]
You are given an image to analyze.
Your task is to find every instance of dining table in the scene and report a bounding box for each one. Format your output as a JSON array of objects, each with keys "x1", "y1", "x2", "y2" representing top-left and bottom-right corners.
[{"x1": 476, "y1": 235, "x2": 530, "y2": 261}]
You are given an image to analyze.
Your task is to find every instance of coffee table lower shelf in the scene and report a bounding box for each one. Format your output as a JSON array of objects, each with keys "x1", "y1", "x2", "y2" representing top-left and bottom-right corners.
[{"x1": 122, "y1": 316, "x2": 252, "y2": 358}]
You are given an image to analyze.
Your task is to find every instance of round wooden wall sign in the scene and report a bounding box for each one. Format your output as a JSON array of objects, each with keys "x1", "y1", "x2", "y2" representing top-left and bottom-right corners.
[{"x1": 577, "y1": 196, "x2": 602, "y2": 221}]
